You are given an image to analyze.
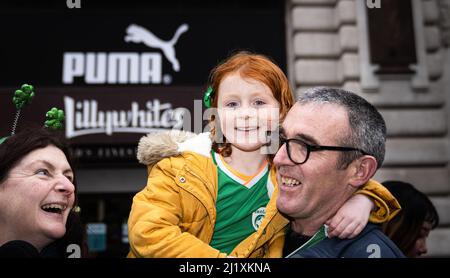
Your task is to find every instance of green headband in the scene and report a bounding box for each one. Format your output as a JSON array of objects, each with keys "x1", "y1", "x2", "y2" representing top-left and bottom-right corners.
[
  {"x1": 0, "y1": 84, "x2": 65, "y2": 144},
  {"x1": 45, "y1": 107, "x2": 65, "y2": 130},
  {"x1": 11, "y1": 84, "x2": 35, "y2": 135}
]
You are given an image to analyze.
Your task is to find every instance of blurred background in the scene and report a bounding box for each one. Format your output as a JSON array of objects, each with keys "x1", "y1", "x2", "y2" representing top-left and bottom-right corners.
[{"x1": 0, "y1": 0, "x2": 449, "y2": 257}]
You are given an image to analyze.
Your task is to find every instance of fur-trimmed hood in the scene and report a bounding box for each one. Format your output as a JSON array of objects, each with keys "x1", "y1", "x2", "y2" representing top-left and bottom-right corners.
[{"x1": 137, "y1": 131, "x2": 213, "y2": 166}]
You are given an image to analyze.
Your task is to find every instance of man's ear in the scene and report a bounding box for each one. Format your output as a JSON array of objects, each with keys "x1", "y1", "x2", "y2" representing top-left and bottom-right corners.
[{"x1": 348, "y1": 156, "x2": 378, "y2": 189}]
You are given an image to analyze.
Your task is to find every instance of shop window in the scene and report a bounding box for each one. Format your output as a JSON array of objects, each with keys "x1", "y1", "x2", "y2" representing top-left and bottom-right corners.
[
  {"x1": 357, "y1": 0, "x2": 429, "y2": 90},
  {"x1": 367, "y1": 0, "x2": 417, "y2": 74}
]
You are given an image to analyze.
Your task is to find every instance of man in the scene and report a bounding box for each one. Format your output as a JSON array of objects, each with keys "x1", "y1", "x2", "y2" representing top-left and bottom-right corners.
[{"x1": 274, "y1": 87, "x2": 404, "y2": 258}]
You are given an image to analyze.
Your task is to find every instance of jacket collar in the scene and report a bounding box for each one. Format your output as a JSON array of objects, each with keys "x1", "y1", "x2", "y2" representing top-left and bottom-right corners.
[{"x1": 137, "y1": 131, "x2": 212, "y2": 166}]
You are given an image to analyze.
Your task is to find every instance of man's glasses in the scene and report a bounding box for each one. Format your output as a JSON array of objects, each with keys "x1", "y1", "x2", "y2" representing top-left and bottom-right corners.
[{"x1": 279, "y1": 135, "x2": 370, "y2": 165}]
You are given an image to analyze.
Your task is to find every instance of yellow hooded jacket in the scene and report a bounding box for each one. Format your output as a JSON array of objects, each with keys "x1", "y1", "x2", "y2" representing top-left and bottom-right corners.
[{"x1": 127, "y1": 132, "x2": 400, "y2": 258}]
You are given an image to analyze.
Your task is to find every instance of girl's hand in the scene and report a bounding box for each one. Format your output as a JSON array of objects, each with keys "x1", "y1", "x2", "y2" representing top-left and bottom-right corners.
[{"x1": 326, "y1": 194, "x2": 374, "y2": 239}]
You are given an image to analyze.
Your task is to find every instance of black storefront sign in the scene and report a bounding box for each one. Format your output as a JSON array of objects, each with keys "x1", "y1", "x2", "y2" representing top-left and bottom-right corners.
[
  {"x1": 0, "y1": 86, "x2": 205, "y2": 163},
  {"x1": 0, "y1": 0, "x2": 286, "y2": 163}
]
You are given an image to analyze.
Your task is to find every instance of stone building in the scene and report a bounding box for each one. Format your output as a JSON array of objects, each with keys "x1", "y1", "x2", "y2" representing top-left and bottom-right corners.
[{"x1": 287, "y1": 0, "x2": 450, "y2": 257}]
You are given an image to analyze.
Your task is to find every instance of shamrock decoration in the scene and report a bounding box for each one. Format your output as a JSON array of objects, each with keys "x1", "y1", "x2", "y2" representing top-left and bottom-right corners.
[
  {"x1": 13, "y1": 84, "x2": 35, "y2": 110},
  {"x1": 9, "y1": 84, "x2": 36, "y2": 135},
  {"x1": 1, "y1": 83, "x2": 66, "y2": 143},
  {"x1": 203, "y1": 86, "x2": 214, "y2": 108},
  {"x1": 44, "y1": 107, "x2": 65, "y2": 130}
]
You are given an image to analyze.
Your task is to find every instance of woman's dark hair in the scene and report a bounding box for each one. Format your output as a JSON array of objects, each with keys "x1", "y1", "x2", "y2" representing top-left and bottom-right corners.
[
  {"x1": 382, "y1": 180, "x2": 439, "y2": 255},
  {"x1": 0, "y1": 127, "x2": 76, "y2": 189}
]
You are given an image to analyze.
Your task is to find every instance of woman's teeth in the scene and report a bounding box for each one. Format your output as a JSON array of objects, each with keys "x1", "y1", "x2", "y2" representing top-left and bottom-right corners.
[
  {"x1": 281, "y1": 176, "x2": 301, "y2": 187},
  {"x1": 41, "y1": 204, "x2": 66, "y2": 214}
]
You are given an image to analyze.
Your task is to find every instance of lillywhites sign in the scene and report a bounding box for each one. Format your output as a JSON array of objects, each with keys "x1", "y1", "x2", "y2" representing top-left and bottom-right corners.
[
  {"x1": 64, "y1": 96, "x2": 187, "y2": 138},
  {"x1": 62, "y1": 23, "x2": 189, "y2": 85}
]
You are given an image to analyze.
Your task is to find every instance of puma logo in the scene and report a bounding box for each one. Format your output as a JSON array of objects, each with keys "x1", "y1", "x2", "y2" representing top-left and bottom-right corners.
[{"x1": 124, "y1": 23, "x2": 189, "y2": 72}]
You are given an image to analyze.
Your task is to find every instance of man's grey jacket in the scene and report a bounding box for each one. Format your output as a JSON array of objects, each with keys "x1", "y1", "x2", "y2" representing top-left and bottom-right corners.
[{"x1": 289, "y1": 223, "x2": 405, "y2": 258}]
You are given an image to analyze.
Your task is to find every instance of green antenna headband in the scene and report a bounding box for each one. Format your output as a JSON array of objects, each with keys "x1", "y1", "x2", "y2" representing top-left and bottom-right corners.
[
  {"x1": 45, "y1": 107, "x2": 65, "y2": 130},
  {"x1": 12, "y1": 84, "x2": 35, "y2": 135},
  {"x1": 0, "y1": 84, "x2": 65, "y2": 145}
]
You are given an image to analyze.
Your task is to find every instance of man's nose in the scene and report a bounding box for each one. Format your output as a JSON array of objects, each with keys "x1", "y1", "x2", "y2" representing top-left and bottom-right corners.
[{"x1": 274, "y1": 143, "x2": 292, "y2": 166}]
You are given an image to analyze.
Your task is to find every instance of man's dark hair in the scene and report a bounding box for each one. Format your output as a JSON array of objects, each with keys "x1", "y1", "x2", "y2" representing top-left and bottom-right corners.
[{"x1": 297, "y1": 87, "x2": 386, "y2": 169}]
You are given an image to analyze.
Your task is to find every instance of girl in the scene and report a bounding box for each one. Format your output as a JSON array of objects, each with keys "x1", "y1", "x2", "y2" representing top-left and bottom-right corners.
[{"x1": 127, "y1": 51, "x2": 400, "y2": 258}]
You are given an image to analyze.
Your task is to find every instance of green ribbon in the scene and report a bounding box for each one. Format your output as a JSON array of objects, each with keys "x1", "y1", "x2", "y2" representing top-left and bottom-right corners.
[{"x1": 203, "y1": 86, "x2": 214, "y2": 108}]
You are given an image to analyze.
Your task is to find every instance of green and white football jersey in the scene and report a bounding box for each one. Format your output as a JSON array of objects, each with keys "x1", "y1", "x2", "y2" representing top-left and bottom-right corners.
[{"x1": 210, "y1": 151, "x2": 274, "y2": 254}]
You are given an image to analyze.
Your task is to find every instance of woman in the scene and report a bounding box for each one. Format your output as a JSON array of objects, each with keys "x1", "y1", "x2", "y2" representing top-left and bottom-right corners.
[
  {"x1": 0, "y1": 127, "x2": 85, "y2": 257},
  {"x1": 382, "y1": 180, "x2": 440, "y2": 258}
]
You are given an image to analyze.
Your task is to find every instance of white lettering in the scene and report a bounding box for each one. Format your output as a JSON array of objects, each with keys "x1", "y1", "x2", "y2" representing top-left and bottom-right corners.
[
  {"x1": 64, "y1": 96, "x2": 186, "y2": 138},
  {"x1": 66, "y1": 0, "x2": 81, "y2": 9},
  {"x1": 108, "y1": 53, "x2": 139, "y2": 84},
  {"x1": 85, "y1": 53, "x2": 107, "y2": 84},
  {"x1": 62, "y1": 52, "x2": 163, "y2": 84},
  {"x1": 179, "y1": 262, "x2": 213, "y2": 276},
  {"x1": 63, "y1": 53, "x2": 84, "y2": 84},
  {"x1": 141, "y1": 53, "x2": 162, "y2": 83}
]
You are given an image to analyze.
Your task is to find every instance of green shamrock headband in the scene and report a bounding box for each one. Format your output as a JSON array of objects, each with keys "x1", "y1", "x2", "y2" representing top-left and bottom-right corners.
[
  {"x1": 12, "y1": 84, "x2": 35, "y2": 135},
  {"x1": 203, "y1": 86, "x2": 214, "y2": 108},
  {"x1": 0, "y1": 84, "x2": 65, "y2": 145},
  {"x1": 45, "y1": 107, "x2": 65, "y2": 130}
]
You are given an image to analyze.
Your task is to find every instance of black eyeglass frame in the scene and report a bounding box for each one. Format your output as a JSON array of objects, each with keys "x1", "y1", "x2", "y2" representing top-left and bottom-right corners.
[{"x1": 280, "y1": 136, "x2": 370, "y2": 165}]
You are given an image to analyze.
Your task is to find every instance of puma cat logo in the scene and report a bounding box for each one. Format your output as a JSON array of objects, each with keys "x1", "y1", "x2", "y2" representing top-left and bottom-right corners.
[{"x1": 125, "y1": 23, "x2": 189, "y2": 72}]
